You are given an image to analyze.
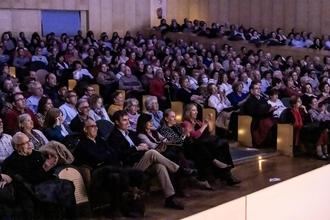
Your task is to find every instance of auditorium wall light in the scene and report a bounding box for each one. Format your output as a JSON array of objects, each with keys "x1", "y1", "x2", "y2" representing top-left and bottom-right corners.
[{"x1": 238, "y1": 129, "x2": 246, "y2": 135}]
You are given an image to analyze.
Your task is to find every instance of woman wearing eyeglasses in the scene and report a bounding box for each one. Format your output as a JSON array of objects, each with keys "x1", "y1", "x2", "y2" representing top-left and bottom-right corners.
[{"x1": 18, "y1": 113, "x2": 48, "y2": 150}]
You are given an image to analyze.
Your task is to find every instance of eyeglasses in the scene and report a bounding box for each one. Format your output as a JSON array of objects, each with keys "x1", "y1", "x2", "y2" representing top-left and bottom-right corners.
[
  {"x1": 16, "y1": 139, "x2": 31, "y2": 147},
  {"x1": 80, "y1": 106, "x2": 90, "y2": 109},
  {"x1": 15, "y1": 97, "x2": 26, "y2": 102}
]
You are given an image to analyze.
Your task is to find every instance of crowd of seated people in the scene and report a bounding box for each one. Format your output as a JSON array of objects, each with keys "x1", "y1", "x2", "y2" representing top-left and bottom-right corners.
[
  {"x1": 157, "y1": 18, "x2": 330, "y2": 50},
  {"x1": 0, "y1": 25, "x2": 329, "y2": 218}
]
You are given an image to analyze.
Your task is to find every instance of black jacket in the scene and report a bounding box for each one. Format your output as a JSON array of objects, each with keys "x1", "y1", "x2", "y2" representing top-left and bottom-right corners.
[{"x1": 107, "y1": 128, "x2": 144, "y2": 166}]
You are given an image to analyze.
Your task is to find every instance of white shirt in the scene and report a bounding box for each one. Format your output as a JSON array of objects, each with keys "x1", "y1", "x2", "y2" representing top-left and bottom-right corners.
[
  {"x1": 188, "y1": 76, "x2": 199, "y2": 90},
  {"x1": 0, "y1": 134, "x2": 14, "y2": 163},
  {"x1": 59, "y1": 103, "x2": 78, "y2": 125},
  {"x1": 267, "y1": 99, "x2": 287, "y2": 118},
  {"x1": 208, "y1": 94, "x2": 232, "y2": 113},
  {"x1": 218, "y1": 83, "x2": 233, "y2": 95},
  {"x1": 73, "y1": 68, "x2": 94, "y2": 80}
]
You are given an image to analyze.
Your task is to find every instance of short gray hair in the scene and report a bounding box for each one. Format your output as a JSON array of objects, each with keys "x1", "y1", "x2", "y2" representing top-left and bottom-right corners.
[
  {"x1": 12, "y1": 131, "x2": 27, "y2": 149},
  {"x1": 124, "y1": 98, "x2": 139, "y2": 110},
  {"x1": 18, "y1": 113, "x2": 31, "y2": 130},
  {"x1": 144, "y1": 96, "x2": 158, "y2": 111}
]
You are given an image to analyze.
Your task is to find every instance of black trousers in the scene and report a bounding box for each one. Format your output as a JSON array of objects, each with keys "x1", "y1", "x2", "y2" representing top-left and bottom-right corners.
[
  {"x1": 184, "y1": 137, "x2": 234, "y2": 181},
  {"x1": 90, "y1": 166, "x2": 144, "y2": 213}
]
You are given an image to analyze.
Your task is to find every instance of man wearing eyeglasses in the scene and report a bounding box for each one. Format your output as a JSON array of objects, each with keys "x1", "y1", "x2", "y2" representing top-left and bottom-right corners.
[
  {"x1": 4, "y1": 93, "x2": 40, "y2": 135},
  {"x1": 59, "y1": 90, "x2": 78, "y2": 126},
  {"x1": 70, "y1": 99, "x2": 90, "y2": 133},
  {"x1": 75, "y1": 117, "x2": 144, "y2": 216}
]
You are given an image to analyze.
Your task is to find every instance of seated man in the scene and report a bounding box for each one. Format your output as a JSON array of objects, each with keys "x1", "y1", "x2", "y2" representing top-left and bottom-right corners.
[
  {"x1": 4, "y1": 93, "x2": 40, "y2": 135},
  {"x1": 108, "y1": 110, "x2": 194, "y2": 210},
  {"x1": 75, "y1": 117, "x2": 144, "y2": 216},
  {"x1": 2, "y1": 132, "x2": 76, "y2": 219}
]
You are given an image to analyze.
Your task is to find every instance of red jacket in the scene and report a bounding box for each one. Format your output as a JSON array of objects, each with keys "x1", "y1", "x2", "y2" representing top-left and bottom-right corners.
[
  {"x1": 4, "y1": 107, "x2": 40, "y2": 135},
  {"x1": 149, "y1": 78, "x2": 166, "y2": 97}
]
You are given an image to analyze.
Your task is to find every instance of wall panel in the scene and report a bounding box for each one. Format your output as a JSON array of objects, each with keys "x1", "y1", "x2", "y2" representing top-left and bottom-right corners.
[
  {"x1": 165, "y1": 0, "x2": 330, "y2": 36},
  {"x1": 308, "y1": 0, "x2": 321, "y2": 34},
  {"x1": 272, "y1": 0, "x2": 284, "y2": 30},
  {"x1": 250, "y1": 0, "x2": 261, "y2": 30},
  {"x1": 0, "y1": 0, "x2": 152, "y2": 37},
  {"x1": 218, "y1": 0, "x2": 229, "y2": 24},
  {"x1": 320, "y1": 0, "x2": 330, "y2": 36}
]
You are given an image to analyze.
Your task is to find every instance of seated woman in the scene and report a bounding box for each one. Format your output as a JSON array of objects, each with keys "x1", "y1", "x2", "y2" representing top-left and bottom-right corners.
[
  {"x1": 176, "y1": 76, "x2": 204, "y2": 105},
  {"x1": 36, "y1": 96, "x2": 54, "y2": 128},
  {"x1": 2, "y1": 132, "x2": 76, "y2": 219},
  {"x1": 301, "y1": 83, "x2": 317, "y2": 107},
  {"x1": 43, "y1": 108, "x2": 71, "y2": 142},
  {"x1": 207, "y1": 83, "x2": 233, "y2": 131},
  {"x1": 88, "y1": 94, "x2": 111, "y2": 122},
  {"x1": 308, "y1": 98, "x2": 330, "y2": 159},
  {"x1": 136, "y1": 113, "x2": 189, "y2": 167},
  {"x1": 182, "y1": 103, "x2": 240, "y2": 186},
  {"x1": 124, "y1": 98, "x2": 140, "y2": 132},
  {"x1": 267, "y1": 89, "x2": 287, "y2": 120},
  {"x1": 107, "y1": 91, "x2": 124, "y2": 117},
  {"x1": 18, "y1": 114, "x2": 48, "y2": 150},
  {"x1": 283, "y1": 76, "x2": 302, "y2": 98}
]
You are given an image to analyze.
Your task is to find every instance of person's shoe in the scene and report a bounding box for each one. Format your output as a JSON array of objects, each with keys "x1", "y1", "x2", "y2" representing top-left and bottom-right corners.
[
  {"x1": 164, "y1": 196, "x2": 184, "y2": 210},
  {"x1": 197, "y1": 180, "x2": 214, "y2": 191},
  {"x1": 316, "y1": 154, "x2": 328, "y2": 160},
  {"x1": 177, "y1": 167, "x2": 198, "y2": 177},
  {"x1": 227, "y1": 175, "x2": 241, "y2": 186}
]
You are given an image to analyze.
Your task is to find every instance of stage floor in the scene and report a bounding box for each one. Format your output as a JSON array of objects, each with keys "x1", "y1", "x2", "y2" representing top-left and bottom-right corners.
[{"x1": 137, "y1": 155, "x2": 329, "y2": 220}]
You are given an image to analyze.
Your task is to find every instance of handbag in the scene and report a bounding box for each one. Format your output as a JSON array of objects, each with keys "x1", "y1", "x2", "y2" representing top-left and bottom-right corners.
[{"x1": 155, "y1": 142, "x2": 167, "y2": 153}]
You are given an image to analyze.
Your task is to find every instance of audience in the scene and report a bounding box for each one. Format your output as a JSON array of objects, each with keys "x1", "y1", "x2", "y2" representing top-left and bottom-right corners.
[{"x1": 0, "y1": 24, "x2": 329, "y2": 217}]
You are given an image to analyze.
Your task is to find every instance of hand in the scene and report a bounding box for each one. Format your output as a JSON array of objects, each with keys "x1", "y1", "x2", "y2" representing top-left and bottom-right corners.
[
  {"x1": 0, "y1": 174, "x2": 12, "y2": 188},
  {"x1": 55, "y1": 117, "x2": 61, "y2": 126},
  {"x1": 136, "y1": 143, "x2": 149, "y2": 151}
]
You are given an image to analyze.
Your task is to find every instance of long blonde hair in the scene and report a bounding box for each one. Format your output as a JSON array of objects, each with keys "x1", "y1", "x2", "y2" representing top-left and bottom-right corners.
[{"x1": 183, "y1": 103, "x2": 197, "y2": 121}]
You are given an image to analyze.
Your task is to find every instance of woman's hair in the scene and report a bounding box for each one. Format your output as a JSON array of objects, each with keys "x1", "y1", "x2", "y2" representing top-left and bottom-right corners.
[
  {"x1": 144, "y1": 96, "x2": 157, "y2": 111},
  {"x1": 232, "y1": 81, "x2": 243, "y2": 92},
  {"x1": 44, "y1": 108, "x2": 61, "y2": 128},
  {"x1": 183, "y1": 103, "x2": 197, "y2": 121},
  {"x1": 289, "y1": 96, "x2": 300, "y2": 106},
  {"x1": 319, "y1": 82, "x2": 329, "y2": 92},
  {"x1": 18, "y1": 113, "x2": 31, "y2": 130},
  {"x1": 302, "y1": 83, "x2": 312, "y2": 93},
  {"x1": 88, "y1": 94, "x2": 101, "y2": 109},
  {"x1": 37, "y1": 96, "x2": 51, "y2": 114},
  {"x1": 136, "y1": 113, "x2": 152, "y2": 134},
  {"x1": 124, "y1": 98, "x2": 139, "y2": 111}
]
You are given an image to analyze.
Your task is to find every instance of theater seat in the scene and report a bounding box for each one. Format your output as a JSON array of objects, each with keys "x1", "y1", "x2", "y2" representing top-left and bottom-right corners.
[
  {"x1": 171, "y1": 101, "x2": 184, "y2": 122},
  {"x1": 56, "y1": 166, "x2": 92, "y2": 217},
  {"x1": 68, "y1": 79, "x2": 77, "y2": 90},
  {"x1": 237, "y1": 115, "x2": 252, "y2": 147},
  {"x1": 203, "y1": 108, "x2": 216, "y2": 135},
  {"x1": 277, "y1": 123, "x2": 294, "y2": 157}
]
